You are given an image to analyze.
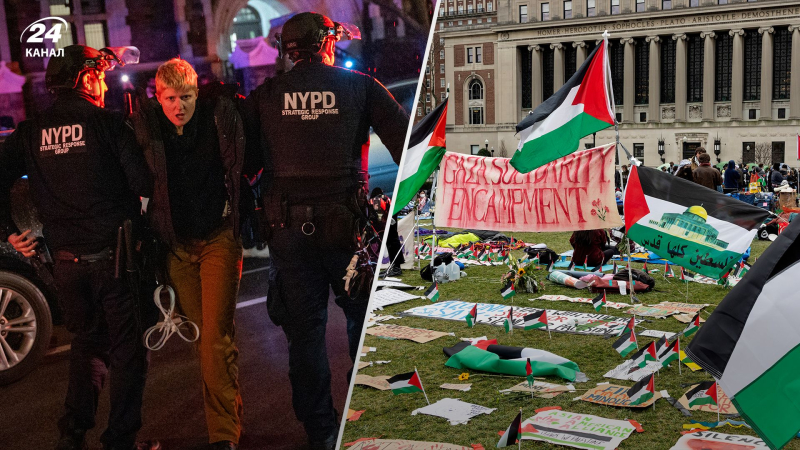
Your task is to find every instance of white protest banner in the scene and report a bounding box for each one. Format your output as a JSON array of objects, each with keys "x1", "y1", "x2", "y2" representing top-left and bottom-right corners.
[
  {"x1": 625, "y1": 302, "x2": 708, "y2": 318},
  {"x1": 411, "y1": 398, "x2": 495, "y2": 425},
  {"x1": 604, "y1": 359, "x2": 663, "y2": 382},
  {"x1": 347, "y1": 439, "x2": 472, "y2": 450},
  {"x1": 434, "y1": 144, "x2": 621, "y2": 232},
  {"x1": 532, "y1": 295, "x2": 632, "y2": 310},
  {"x1": 370, "y1": 289, "x2": 421, "y2": 310},
  {"x1": 669, "y1": 431, "x2": 769, "y2": 450},
  {"x1": 521, "y1": 410, "x2": 635, "y2": 450},
  {"x1": 402, "y1": 300, "x2": 643, "y2": 336}
]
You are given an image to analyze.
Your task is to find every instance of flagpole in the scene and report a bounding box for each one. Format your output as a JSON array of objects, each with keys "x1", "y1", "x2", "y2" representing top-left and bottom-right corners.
[
  {"x1": 415, "y1": 366, "x2": 430, "y2": 405},
  {"x1": 546, "y1": 310, "x2": 551, "y2": 340},
  {"x1": 678, "y1": 338, "x2": 682, "y2": 376},
  {"x1": 518, "y1": 407, "x2": 523, "y2": 450}
]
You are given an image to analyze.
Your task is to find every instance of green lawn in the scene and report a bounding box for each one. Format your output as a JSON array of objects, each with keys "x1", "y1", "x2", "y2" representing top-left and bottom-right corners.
[{"x1": 341, "y1": 229, "x2": 796, "y2": 449}]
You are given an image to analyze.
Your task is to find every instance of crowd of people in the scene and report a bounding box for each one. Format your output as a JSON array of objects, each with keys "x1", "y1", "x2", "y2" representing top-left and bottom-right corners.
[{"x1": 614, "y1": 146, "x2": 798, "y2": 194}]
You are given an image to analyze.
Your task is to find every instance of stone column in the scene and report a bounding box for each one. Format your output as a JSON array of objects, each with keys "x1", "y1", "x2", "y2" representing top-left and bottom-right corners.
[
  {"x1": 759, "y1": 26, "x2": 774, "y2": 120},
  {"x1": 497, "y1": 46, "x2": 520, "y2": 124},
  {"x1": 621, "y1": 37, "x2": 635, "y2": 122},
  {"x1": 646, "y1": 36, "x2": 661, "y2": 122},
  {"x1": 445, "y1": 45, "x2": 456, "y2": 125},
  {"x1": 730, "y1": 29, "x2": 745, "y2": 120},
  {"x1": 700, "y1": 31, "x2": 716, "y2": 121},
  {"x1": 574, "y1": 41, "x2": 587, "y2": 67},
  {"x1": 674, "y1": 33, "x2": 688, "y2": 122},
  {"x1": 530, "y1": 44, "x2": 543, "y2": 108},
  {"x1": 552, "y1": 43, "x2": 564, "y2": 91},
  {"x1": 789, "y1": 25, "x2": 800, "y2": 119}
]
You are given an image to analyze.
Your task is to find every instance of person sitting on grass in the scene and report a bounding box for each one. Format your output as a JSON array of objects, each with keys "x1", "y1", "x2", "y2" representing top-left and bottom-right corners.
[{"x1": 569, "y1": 229, "x2": 617, "y2": 268}]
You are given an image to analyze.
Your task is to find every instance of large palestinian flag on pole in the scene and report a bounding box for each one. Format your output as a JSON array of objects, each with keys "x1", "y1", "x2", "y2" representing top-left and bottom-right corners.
[
  {"x1": 443, "y1": 341, "x2": 580, "y2": 381},
  {"x1": 686, "y1": 218, "x2": 800, "y2": 449},
  {"x1": 624, "y1": 165, "x2": 770, "y2": 279},
  {"x1": 510, "y1": 37, "x2": 615, "y2": 173},
  {"x1": 392, "y1": 98, "x2": 447, "y2": 215}
]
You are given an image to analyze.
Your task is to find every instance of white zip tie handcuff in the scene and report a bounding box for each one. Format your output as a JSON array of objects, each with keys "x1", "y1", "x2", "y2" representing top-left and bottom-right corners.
[{"x1": 144, "y1": 285, "x2": 200, "y2": 351}]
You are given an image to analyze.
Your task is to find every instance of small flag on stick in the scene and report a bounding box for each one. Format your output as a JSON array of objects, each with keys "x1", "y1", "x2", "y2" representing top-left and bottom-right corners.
[
  {"x1": 501, "y1": 280, "x2": 517, "y2": 299},
  {"x1": 682, "y1": 313, "x2": 701, "y2": 337},
  {"x1": 465, "y1": 304, "x2": 478, "y2": 328},
  {"x1": 612, "y1": 330, "x2": 638, "y2": 357},
  {"x1": 591, "y1": 291, "x2": 606, "y2": 312},
  {"x1": 496, "y1": 410, "x2": 522, "y2": 448},
  {"x1": 424, "y1": 282, "x2": 440, "y2": 302},
  {"x1": 626, "y1": 373, "x2": 655, "y2": 407},
  {"x1": 504, "y1": 306, "x2": 514, "y2": 334}
]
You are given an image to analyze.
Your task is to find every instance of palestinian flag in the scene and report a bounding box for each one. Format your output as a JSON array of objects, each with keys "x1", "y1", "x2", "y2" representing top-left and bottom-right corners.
[
  {"x1": 479, "y1": 251, "x2": 489, "y2": 262},
  {"x1": 443, "y1": 341, "x2": 581, "y2": 381},
  {"x1": 525, "y1": 358, "x2": 535, "y2": 386},
  {"x1": 626, "y1": 374, "x2": 655, "y2": 406},
  {"x1": 465, "y1": 303, "x2": 478, "y2": 328},
  {"x1": 497, "y1": 411, "x2": 522, "y2": 448},
  {"x1": 736, "y1": 261, "x2": 750, "y2": 278},
  {"x1": 624, "y1": 165, "x2": 770, "y2": 279},
  {"x1": 680, "y1": 266, "x2": 687, "y2": 282},
  {"x1": 653, "y1": 335, "x2": 668, "y2": 357},
  {"x1": 682, "y1": 313, "x2": 701, "y2": 337},
  {"x1": 523, "y1": 310, "x2": 548, "y2": 330},
  {"x1": 547, "y1": 261, "x2": 555, "y2": 272},
  {"x1": 510, "y1": 38, "x2": 615, "y2": 173},
  {"x1": 664, "y1": 262, "x2": 674, "y2": 278},
  {"x1": 685, "y1": 381, "x2": 718, "y2": 407},
  {"x1": 504, "y1": 306, "x2": 514, "y2": 334},
  {"x1": 424, "y1": 282, "x2": 440, "y2": 302},
  {"x1": 686, "y1": 219, "x2": 800, "y2": 449},
  {"x1": 659, "y1": 338, "x2": 681, "y2": 367},
  {"x1": 622, "y1": 317, "x2": 636, "y2": 335},
  {"x1": 612, "y1": 260, "x2": 619, "y2": 274},
  {"x1": 642, "y1": 261, "x2": 649, "y2": 274},
  {"x1": 392, "y1": 99, "x2": 447, "y2": 215},
  {"x1": 567, "y1": 260, "x2": 576, "y2": 270},
  {"x1": 387, "y1": 370, "x2": 424, "y2": 395},
  {"x1": 502, "y1": 250, "x2": 511, "y2": 265},
  {"x1": 591, "y1": 291, "x2": 606, "y2": 312},
  {"x1": 630, "y1": 341, "x2": 658, "y2": 368},
  {"x1": 501, "y1": 280, "x2": 517, "y2": 299},
  {"x1": 612, "y1": 329, "x2": 638, "y2": 357}
]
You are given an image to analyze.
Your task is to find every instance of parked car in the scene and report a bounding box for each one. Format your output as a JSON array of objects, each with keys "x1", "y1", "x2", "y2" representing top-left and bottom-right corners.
[{"x1": 0, "y1": 129, "x2": 59, "y2": 385}]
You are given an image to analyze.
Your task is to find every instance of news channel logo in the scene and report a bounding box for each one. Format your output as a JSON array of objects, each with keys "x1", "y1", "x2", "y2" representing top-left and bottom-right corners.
[{"x1": 20, "y1": 17, "x2": 69, "y2": 58}]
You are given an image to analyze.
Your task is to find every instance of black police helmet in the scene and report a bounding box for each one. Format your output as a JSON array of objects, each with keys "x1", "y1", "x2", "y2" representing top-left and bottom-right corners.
[
  {"x1": 45, "y1": 44, "x2": 103, "y2": 92},
  {"x1": 280, "y1": 12, "x2": 335, "y2": 56}
]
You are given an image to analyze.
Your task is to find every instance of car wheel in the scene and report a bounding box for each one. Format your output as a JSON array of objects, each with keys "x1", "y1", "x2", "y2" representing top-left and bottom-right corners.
[{"x1": 0, "y1": 270, "x2": 53, "y2": 385}]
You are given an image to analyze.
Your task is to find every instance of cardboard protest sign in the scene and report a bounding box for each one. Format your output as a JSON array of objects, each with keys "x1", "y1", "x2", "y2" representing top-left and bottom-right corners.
[
  {"x1": 354, "y1": 374, "x2": 391, "y2": 390},
  {"x1": 521, "y1": 410, "x2": 635, "y2": 450},
  {"x1": 604, "y1": 359, "x2": 663, "y2": 381},
  {"x1": 679, "y1": 384, "x2": 738, "y2": 415},
  {"x1": 440, "y1": 383, "x2": 472, "y2": 392},
  {"x1": 411, "y1": 398, "x2": 496, "y2": 425},
  {"x1": 670, "y1": 431, "x2": 768, "y2": 450},
  {"x1": 532, "y1": 295, "x2": 631, "y2": 310},
  {"x1": 625, "y1": 302, "x2": 708, "y2": 318},
  {"x1": 580, "y1": 384, "x2": 661, "y2": 408},
  {"x1": 503, "y1": 380, "x2": 574, "y2": 398},
  {"x1": 403, "y1": 301, "x2": 643, "y2": 336},
  {"x1": 434, "y1": 144, "x2": 621, "y2": 233},
  {"x1": 365, "y1": 324, "x2": 450, "y2": 343},
  {"x1": 347, "y1": 439, "x2": 472, "y2": 450},
  {"x1": 370, "y1": 289, "x2": 422, "y2": 310},
  {"x1": 674, "y1": 313, "x2": 706, "y2": 324}
]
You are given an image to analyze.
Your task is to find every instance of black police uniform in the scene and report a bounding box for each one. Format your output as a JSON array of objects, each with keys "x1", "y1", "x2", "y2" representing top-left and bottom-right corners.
[
  {"x1": 0, "y1": 90, "x2": 153, "y2": 449},
  {"x1": 244, "y1": 60, "x2": 407, "y2": 442}
]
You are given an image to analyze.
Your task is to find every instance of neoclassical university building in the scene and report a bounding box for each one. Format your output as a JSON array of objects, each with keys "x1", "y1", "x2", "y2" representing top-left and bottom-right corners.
[{"x1": 425, "y1": 0, "x2": 800, "y2": 166}]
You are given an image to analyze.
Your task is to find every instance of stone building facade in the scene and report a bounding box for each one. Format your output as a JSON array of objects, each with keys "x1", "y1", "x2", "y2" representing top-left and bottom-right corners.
[{"x1": 434, "y1": 0, "x2": 800, "y2": 166}]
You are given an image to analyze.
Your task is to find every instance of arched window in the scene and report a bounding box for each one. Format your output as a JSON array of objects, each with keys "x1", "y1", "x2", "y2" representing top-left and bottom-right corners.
[
  {"x1": 468, "y1": 79, "x2": 484, "y2": 124},
  {"x1": 230, "y1": 6, "x2": 262, "y2": 50},
  {"x1": 469, "y1": 79, "x2": 483, "y2": 100}
]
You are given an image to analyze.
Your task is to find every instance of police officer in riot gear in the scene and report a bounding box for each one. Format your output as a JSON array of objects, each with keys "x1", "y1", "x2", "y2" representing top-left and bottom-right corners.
[
  {"x1": 243, "y1": 12, "x2": 408, "y2": 449},
  {"x1": 0, "y1": 45, "x2": 158, "y2": 450}
]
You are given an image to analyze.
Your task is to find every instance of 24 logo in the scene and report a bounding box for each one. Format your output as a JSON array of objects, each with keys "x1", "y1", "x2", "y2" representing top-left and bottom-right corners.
[{"x1": 20, "y1": 17, "x2": 69, "y2": 58}]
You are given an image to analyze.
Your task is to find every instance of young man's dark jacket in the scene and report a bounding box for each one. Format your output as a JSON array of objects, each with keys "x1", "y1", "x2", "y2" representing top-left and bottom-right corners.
[
  {"x1": 129, "y1": 84, "x2": 245, "y2": 247},
  {"x1": 0, "y1": 90, "x2": 152, "y2": 251}
]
